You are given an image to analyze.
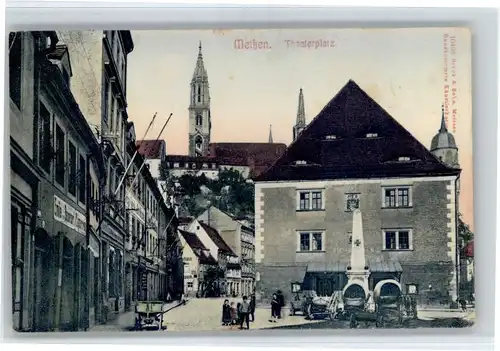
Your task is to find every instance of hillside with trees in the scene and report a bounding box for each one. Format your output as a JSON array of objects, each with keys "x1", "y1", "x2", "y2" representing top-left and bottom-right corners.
[{"x1": 160, "y1": 163, "x2": 254, "y2": 219}]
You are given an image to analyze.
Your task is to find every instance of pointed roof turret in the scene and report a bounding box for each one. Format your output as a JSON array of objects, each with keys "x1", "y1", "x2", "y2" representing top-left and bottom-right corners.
[
  {"x1": 192, "y1": 41, "x2": 208, "y2": 81},
  {"x1": 296, "y1": 88, "x2": 306, "y2": 126},
  {"x1": 430, "y1": 104, "x2": 457, "y2": 151},
  {"x1": 439, "y1": 104, "x2": 448, "y2": 132},
  {"x1": 268, "y1": 124, "x2": 274, "y2": 143}
]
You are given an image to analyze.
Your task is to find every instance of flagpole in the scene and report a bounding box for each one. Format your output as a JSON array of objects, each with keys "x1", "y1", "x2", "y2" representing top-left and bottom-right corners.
[
  {"x1": 114, "y1": 112, "x2": 158, "y2": 196},
  {"x1": 129, "y1": 113, "x2": 173, "y2": 188}
]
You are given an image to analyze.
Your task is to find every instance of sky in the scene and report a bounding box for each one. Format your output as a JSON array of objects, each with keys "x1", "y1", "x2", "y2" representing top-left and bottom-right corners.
[{"x1": 126, "y1": 28, "x2": 473, "y2": 229}]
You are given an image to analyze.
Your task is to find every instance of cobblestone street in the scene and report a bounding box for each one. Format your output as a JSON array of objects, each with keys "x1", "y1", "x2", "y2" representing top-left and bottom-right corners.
[{"x1": 91, "y1": 298, "x2": 475, "y2": 332}]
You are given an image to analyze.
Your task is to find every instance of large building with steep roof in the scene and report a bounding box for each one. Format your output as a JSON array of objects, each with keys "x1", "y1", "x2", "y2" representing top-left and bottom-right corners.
[{"x1": 253, "y1": 80, "x2": 461, "y2": 305}]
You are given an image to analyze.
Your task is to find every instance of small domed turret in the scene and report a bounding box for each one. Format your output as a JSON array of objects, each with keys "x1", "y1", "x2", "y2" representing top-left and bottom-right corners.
[{"x1": 430, "y1": 105, "x2": 459, "y2": 169}]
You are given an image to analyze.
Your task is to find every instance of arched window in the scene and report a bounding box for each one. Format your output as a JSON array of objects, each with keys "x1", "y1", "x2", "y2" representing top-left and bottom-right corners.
[
  {"x1": 196, "y1": 114, "x2": 202, "y2": 126},
  {"x1": 195, "y1": 135, "x2": 203, "y2": 151},
  {"x1": 197, "y1": 86, "x2": 201, "y2": 102}
]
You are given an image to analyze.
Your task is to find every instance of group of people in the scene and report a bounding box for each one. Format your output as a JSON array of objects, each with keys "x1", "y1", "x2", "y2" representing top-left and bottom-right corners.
[
  {"x1": 221, "y1": 290, "x2": 286, "y2": 329},
  {"x1": 221, "y1": 294, "x2": 256, "y2": 330}
]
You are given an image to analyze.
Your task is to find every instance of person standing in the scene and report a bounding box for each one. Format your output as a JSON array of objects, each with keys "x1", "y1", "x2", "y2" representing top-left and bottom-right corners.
[
  {"x1": 269, "y1": 293, "x2": 280, "y2": 323},
  {"x1": 249, "y1": 293, "x2": 256, "y2": 322},
  {"x1": 221, "y1": 299, "x2": 232, "y2": 326},
  {"x1": 238, "y1": 296, "x2": 251, "y2": 330},
  {"x1": 276, "y1": 290, "x2": 285, "y2": 319}
]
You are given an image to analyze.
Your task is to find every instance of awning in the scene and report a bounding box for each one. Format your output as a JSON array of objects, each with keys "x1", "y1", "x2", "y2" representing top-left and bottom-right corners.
[
  {"x1": 306, "y1": 260, "x2": 402, "y2": 273},
  {"x1": 307, "y1": 262, "x2": 347, "y2": 273},
  {"x1": 368, "y1": 259, "x2": 402, "y2": 273}
]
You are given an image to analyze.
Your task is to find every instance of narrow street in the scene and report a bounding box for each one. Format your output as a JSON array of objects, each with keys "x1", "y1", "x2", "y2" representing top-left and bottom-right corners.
[{"x1": 91, "y1": 298, "x2": 474, "y2": 332}]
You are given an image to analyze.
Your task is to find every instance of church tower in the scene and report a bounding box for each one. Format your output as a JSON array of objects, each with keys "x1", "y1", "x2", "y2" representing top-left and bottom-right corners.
[
  {"x1": 188, "y1": 42, "x2": 212, "y2": 157},
  {"x1": 430, "y1": 105, "x2": 460, "y2": 169},
  {"x1": 293, "y1": 88, "x2": 306, "y2": 141},
  {"x1": 268, "y1": 124, "x2": 273, "y2": 143}
]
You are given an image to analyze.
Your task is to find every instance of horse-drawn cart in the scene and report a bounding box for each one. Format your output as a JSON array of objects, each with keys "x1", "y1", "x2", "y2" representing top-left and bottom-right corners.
[{"x1": 134, "y1": 301, "x2": 166, "y2": 331}]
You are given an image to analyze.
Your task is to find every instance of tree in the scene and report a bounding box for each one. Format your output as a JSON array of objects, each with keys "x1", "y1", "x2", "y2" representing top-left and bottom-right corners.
[
  {"x1": 199, "y1": 265, "x2": 225, "y2": 297},
  {"x1": 458, "y1": 212, "x2": 474, "y2": 244},
  {"x1": 159, "y1": 159, "x2": 170, "y2": 181}
]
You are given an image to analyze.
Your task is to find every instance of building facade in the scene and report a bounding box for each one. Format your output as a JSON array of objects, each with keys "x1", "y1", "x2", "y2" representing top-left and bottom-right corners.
[
  {"x1": 58, "y1": 30, "x2": 135, "y2": 322},
  {"x1": 253, "y1": 80, "x2": 461, "y2": 305},
  {"x1": 197, "y1": 206, "x2": 256, "y2": 297},
  {"x1": 9, "y1": 31, "x2": 106, "y2": 331},
  {"x1": 178, "y1": 229, "x2": 217, "y2": 297},
  {"x1": 185, "y1": 219, "x2": 237, "y2": 296}
]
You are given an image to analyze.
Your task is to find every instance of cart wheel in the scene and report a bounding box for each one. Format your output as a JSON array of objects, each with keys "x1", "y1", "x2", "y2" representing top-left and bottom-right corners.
[{"x1": 349, "y1": 314, "x2": 356, "y2": 329}]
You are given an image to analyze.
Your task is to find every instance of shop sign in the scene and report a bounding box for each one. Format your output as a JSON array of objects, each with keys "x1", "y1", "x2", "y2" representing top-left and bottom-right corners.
[{"x1": 54, "y1": 195, "x2": 86, "y2": 235}]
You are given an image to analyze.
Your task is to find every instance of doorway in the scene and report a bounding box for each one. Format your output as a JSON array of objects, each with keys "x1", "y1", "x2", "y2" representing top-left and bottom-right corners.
[{"x1": 33, "y1": 229, "x2": 53, "y2": 331}]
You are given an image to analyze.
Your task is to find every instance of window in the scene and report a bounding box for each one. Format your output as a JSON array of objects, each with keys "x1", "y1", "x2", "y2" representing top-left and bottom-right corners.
[
  {"x1": 295, "y1": 160, "x2": 307, "y2": 165},
  {"x1": 345, "y1": 193, "x2": 360, "y2": 212},
  {"x1": 366, "y1": 133, "x2": 378, "y2": 138},
  {"x1": 173, "y1": 163, "x2": 179, "y2": 168},
  {"x1": 103, "y1": 78, "x2": 110, "y2": 126},
  {"x1": 398, "y1": 156, "x2": 411, "y2": 162},
  {"x1": 55, "y1": 124, "x2": 65, "y2": 186},
  {"x1": 68, "y1": 142, "x2": 77, "y2": 196},
  {"x1": 297, "y1": 231, "x2": 324, "y2": 252},
  {"x1": 9, "y1": 32, "x2": 22, "y2": 109},
  {"x1": 38, "y1": 102, "x2": 52, "y2": 173},
  {"x1": 382, "y1": 186, "x2": 412, "y2": 208},
  {"x1": 297, "y1": 190, "x2": 323, "y2": 211},
  {"x1": 196, "y1": 114, "x2": 202, "y2": 126},
  {"x1": 187, "y1": 282, "x2": 193, "y2": 289},
  {"x1": 383, "y1": 230, "x2": 412, "y2": 250},
  {"x1": 197, "y1": 86, "x2": 201, "y2": 102},
  {"x1": 348, "y1": 232, "x2": 352, "y2": 244},
  {"x1": 78, "y1": 155, "x2": 86, "y2": 203},
  {"x1": 325, "y1": 135, "x2": 337, "y2": 140}
]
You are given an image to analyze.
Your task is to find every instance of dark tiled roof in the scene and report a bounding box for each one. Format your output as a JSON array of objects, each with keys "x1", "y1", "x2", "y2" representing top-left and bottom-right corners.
[
  {"x1": 461, "y1": 241, "x2": 474, "y2": 258},
  {"x1": 209, "y1": 142, "x2": 287, "y2": 177},
  {"x1": 179, "y1": 229, "x2": 207, "y2": 251},
  {"x1": 199, "y1": 221, "x2": 237, "y2": 256},
  {"x1": 255, "y1": 80, "x2": 461, "y2": 182},
  {"x1": 136, "y1": 139, "x2": 166, "y2": 159},
  {"x1": 178, "y1": 216, "x2": 194, "y2": 224},
  {"x1": 47, "y1": 44, "x2": 68, "y2": 60},
  {"x1": 198, "y1": 251, "x2": 218, "y2": 265}
]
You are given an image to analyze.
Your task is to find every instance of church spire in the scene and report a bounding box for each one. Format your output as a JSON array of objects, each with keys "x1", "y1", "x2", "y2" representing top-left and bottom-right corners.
[
  {"x1": 439, "y1": 104, "x2": 448, "y2": 132},
  {"x1": 293, "y1": 88, "x2": 306, "y2": 141},
  {"x1": 268, "y1": 124, "x2": 273, "y2": 143},
  {"x1": 192, "y1": 41, "x2": 208, "y2": 81},
  {"x1": 296, "y1": 88, "x2": 306, "y2": 126}
]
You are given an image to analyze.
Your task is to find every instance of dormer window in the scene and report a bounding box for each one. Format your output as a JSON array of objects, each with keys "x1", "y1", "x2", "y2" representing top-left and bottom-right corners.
[
  {"x1": 398, "y1": 156, "x2": 411, "y2": 162},
  {"x1": 325, "y1": 135, "x2": 337, "y2": 140},
  {"x1": 173, "y1": 163, "x2": 179, "y2": 168},
  {"x1": 192, "y1": 163, "x2": 196, "y2": 169},
  {"x1": 184, "y1": 163, "x2": 189, "y2": 168},
  {"x1": 202, "y1": 163, "x2": 208, "y2": 169},
  {"x1": 366, "y1": 133, "x2": 378, "y2": 138}
]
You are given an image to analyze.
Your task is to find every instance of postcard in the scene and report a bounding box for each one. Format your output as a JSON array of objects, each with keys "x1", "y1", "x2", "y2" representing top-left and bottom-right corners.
[{"x1": 8, "y1": 27, "x2": 473, "y2": 332}]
